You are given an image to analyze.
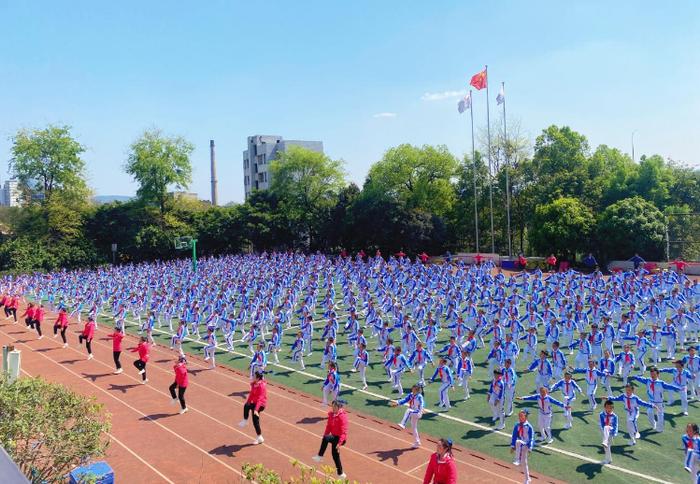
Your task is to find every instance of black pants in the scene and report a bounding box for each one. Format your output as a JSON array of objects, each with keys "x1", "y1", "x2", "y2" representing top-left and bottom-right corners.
[
  {"x1": 8, "y1": 308, "x2": 17, "y2": 321},
  {"x1": 243, "y1": 403, "x2": 265, "y2": 436},
  {"x1": 169, "y1": 383, "x2": 187, "y2": 409},
  {"x1": 133, "y1": 359, "x2": 147, "y2": 380},
  {"x1": 54, "y1": 326, "x2": 67, "y2": 344},
  {"x1": 79, "y1": 335, "x2": 92, "y2": 354},
  {"x1": 113, "y1": 351, "x2": 122, "y2": 370},
  {"x1": 35, "y1": 321, "x2": 42, "y2": 337},
  {"x1": 26, "y1": 318, "x2": 34, "y2": 328},
  {"x1": 318, "y1": 435, "x2": 343, "y2": 475}
]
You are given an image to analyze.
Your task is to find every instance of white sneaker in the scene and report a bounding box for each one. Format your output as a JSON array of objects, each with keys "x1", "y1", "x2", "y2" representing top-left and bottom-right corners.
[
  {"x1": 53, "y1": 334, "x2": 58, "y2": 339},
  {"x1": 546, "y1": 438, "x2": 554, "y2": 444},
  {"x1": 512, "y1": 460, "x2": 520, "y2": 466},
  {"x1": 114, "y1": 368, "x2": 123, "y2": 374},
  {"x1": 350, "y1": 368, "x2": 357, "y2": 372},
  {"x1": 684, "y1": 411, "x2": 689, "y2": 416},
  {"x1": 398, "y1": 423, "x2": 405, "y2": 429},
  {"x1": 634, "y1": 432, "x2": 640, "y2": 439},
  {"x1": 87, "y1": 354, "x2": 93, "y2": 360},
  {"x1": 139, "y1": 369, "x2": 145, "y2": 374},
  {"x1": 254, "y1": 435, "x2": 264, "y2": 444},
  {"x1": 38, "y1": 335, "x2": 43, "y2": 340},
  {"x1": 238, "y1": 419, "x2": 248, "y2": 428},
  {"x1": 338, "y1": 473, "x2": 347, "y2": 480},
  {"x1": 63, "y1": 343, "x2": 68, "y2": 348},
  {"x1": 362, "y1": 385, "x2": 367, "y2": 390},
  {"x1": 312, "y1": 455, "x2": 322, "y2": 463},
  {"x1": 171, "y1": 398, "x2": 178, "y2": 406},
  {"x1": 141, "y1": 379, "x2": 148, "y2": 384},
  {"x1": 495, "y1": 424, "x2": 505, "y2": 430},
  {"x1": 179, "y1": 407, "x2": 188, "y2": 415},
  {"x1": 412, "y1": 442, "x2": 420, "y2": 449},
  {"x1": 628, "y1": 440, "x2": 636, "y2": 446}
]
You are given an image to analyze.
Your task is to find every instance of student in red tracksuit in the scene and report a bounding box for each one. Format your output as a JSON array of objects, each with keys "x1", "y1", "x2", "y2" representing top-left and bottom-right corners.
[
  {"x1": 34, "y1": 304, "x2": 46, "y2": 340},
  {"x1": 108, "y1": 326, "x2": 124, "y2": 374},
  {"x1": 78, "y1": 316, "x2": 96, "y2": 359},
  {"x1": 21, "y1": 303, "x2": 36, "y2": 329},
  {"x1": 7, "y1": 295, "x2": 19, "y2": 322},
  {"x1": 0, "y1": 294, "x2": 7, "y2": 314},
  {"x1": 53, "y1": 307, "x2": 68, "y2": 347},
  {"x1": 169, "y1": 355, "x2": 189, "y2": 414},
  {"x1": 238, "y1": 371, "x2": 268, "y2": 444},
  {"x1": 131, "y1": 336, "x2": 150, "y2": 384},
  {"x1": 312, "y1": 399, "x2": 349, "y2": 479},
  {"x1": 423, "y1": 438, "x2": 458, "y2": 484}
]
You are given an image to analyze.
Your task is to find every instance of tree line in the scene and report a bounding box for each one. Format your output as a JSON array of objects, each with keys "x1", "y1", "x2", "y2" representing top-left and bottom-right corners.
[{"x1": 1, "y1": 123, "x2": 698, "y2": 273}]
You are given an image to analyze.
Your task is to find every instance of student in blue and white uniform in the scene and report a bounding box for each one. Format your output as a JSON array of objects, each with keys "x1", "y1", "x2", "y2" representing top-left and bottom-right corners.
[
  {"x1": 487, "y1": 369, "x2": 506, "y2": 430},
  {"x1": 352, "y1": 342, "x2": 369, "y2": 390},
  {"x1": 518, "y1": 386, "x2": 565, "y2": 444},
  {"x1": 599, "y1": 399, "x2": 619, "y2": 465},
  {"x1": 632, "y1": 366, "x2": 680, "y2": 433},
  {"x1": 511, "y1": 409, "x2": 535, "y2": 484},
  {"x1": 660, "y1": 359, "x2": 693, "y2": 415},
  {"x1": 528, "y1": 350, "x2": 553, "y2": 391},
  {"x1": 610, "y1": 383, "x2": 653, "y2": 446},
  {"x1": 385, "y1": 346, "x2": 411, "y2": 395},
  {"x1": 290, "y1": 331, "x2": 306, "y2": 370},
  {"x1": 408, "y1": 341, "x2": 433, "y2": 386},
  {"x1": 431, "y1": 357, "x2": 454, "y2": 410},
  {"x1": 249, "y1": 341, "x2": 267, "y2": 379},
  {"x1": 390, "y1": 384, "x2": 424, "y2": 448},
  {"x1": 550, "y1": 371, "x2": 582, "y2": 429},
  {"x1": 321, "y1": 362, "x2": 341, "y2": 406},
  {"x1": 502, "y1": 358, "x2": 518, "y2": 417}
]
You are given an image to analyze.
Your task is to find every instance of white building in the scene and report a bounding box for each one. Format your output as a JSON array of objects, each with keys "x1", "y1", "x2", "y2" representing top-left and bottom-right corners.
[
  {"x1": 243, "y1": 135, "x2": 324, "y2": 199},
  {"x1": 2, "y1": 180, "x2": 21, "y2": 207}
]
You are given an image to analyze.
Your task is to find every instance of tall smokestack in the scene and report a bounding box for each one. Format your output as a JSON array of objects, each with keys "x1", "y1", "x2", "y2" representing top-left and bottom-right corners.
[{"x1": 210, "y1": 139, "x2": 218, "y2": 206}]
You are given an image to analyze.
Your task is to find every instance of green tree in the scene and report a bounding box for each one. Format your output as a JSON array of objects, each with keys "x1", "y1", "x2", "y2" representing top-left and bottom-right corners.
[
  {"x1": 364, "y1": 144, "x2": 458, "y2": 217},
  {"x1": 125, "y1": 129, "x2": 194, "y2": 215},
  {"x1": 0, "y1": 376, "x2": 110, "y2": 483},
  {"x1": 9, "y1": 125, "x2": 89, "y2": 203},
  {"x1": 587, "y1": 145, "x2": 638, "y2": 208},
  {"x1": 595, "y1": 196, "x2": 666, "y2": 261},
  {"x1": 270, "y1": 146, "x2": 345, "y2": 249},
  {"x1": 528, "y1": 197, "x2": 594, "y2": 257}
]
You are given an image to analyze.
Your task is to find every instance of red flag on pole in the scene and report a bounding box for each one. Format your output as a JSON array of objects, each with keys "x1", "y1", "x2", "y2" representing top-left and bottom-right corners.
[{"x1": 470, "y1": 69, "x2": 487, "y2": 90}]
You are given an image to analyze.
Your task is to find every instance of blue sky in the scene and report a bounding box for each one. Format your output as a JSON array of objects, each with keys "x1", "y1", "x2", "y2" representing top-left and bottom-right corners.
[{"x1": 1, "y1": 1, "x2": 698, "y2": 204}]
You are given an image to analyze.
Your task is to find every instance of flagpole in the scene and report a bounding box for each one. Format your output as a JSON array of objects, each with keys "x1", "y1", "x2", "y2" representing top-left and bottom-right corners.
[
  {"x1": 502, "y1": 81, "x2": 512, "y2": 257},
  {"x1": 485, "y1": 65, "x2": 495, "y2": 254},
  {"x1": 469, "y1": 90, "x2": 479, "y2": 253}
]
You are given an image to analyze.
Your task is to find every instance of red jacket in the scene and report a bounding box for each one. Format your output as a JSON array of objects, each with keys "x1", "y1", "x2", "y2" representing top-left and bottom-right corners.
[
  {"x1": 54, "y1": 311, "x2": 68, "y2": 328},
  {"x1": 174, "y1": 362, "x2": 188, "y2": 387},
  {"x1": 35, "y1": 307, "x2": 45, "y2": 323},
  {"x1": 81, "y1": 320, "x2": 95, "y2": 339},
  {"x1": 423, "y1": 452, "x2": 457, "y2": 484},
  {"x1": 9, "y1": 297, "x2": 19, "y2": 309},
  {"x1": 109, "y1": 332, "x2": 124, "y2": 352},
  {"x1": 21, "y1": 306, "x2": 35, "y2": 319},
  {"x1": 131, "y1": 342, "x2": 150, "y2": 362},
  {"x1": 246, "y1": 380, "x2": 267, "y2": 411},
  {"x1": 324, "y1": 408, "x2": 348, "y2": 445},
  {"x1": 0, "y1": 295, "x2": 7, "y2": 306}
]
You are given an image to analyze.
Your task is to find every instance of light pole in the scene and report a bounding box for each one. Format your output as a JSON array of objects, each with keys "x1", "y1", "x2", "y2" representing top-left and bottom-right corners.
[{"x1": 631, "y1": 130, "x2": 638, "y2": 162}]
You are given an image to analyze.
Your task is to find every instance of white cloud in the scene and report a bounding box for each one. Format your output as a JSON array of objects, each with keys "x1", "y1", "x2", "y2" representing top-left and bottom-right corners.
[
  {"x1": 421, "y1": 90, "x2": 466, "y2": 101},
  {"x1": 372, "y1": 112, "x2": 397, "y2": 118}
]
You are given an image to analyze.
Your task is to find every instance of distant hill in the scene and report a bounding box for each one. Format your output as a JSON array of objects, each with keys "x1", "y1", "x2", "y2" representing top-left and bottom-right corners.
[{"x1": 92, "y1": 195, "x2": 133, "y2": 204}]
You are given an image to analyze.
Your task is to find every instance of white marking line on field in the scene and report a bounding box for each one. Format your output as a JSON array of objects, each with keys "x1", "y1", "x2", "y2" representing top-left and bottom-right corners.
[
  {"x1": 79, "y1": 326, "x2": 423, "y2": 482},
  {"x1": 119, "y1": 317, "x2": 669, "y2": 484},
  {"x1": 16, "y1": 367, "x2": 174, "y2": 484},
  {"x1": 107, "y1": 432, "x2": 175, "y2": 483},
  {"x1": 407, "y1": 462, "x2": 427, "y2": 474}
]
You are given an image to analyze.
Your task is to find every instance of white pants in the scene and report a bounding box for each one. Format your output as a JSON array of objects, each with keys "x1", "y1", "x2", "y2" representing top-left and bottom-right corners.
[
  {"x1": 586, "y1": 383, "x2": 598, "y2": 410},
  {"x1": 514, "y1": 440, "x2": 530, "y2": 482},
  {"x1": 488, "y1": 396, "x2": 504, "y2": 426},
  {"x1": 400, "y1": 410, "x2": 421, "y2": 445},
  {"x1": 667, "y1": 386, "x2": 689, "y2": 413},
  {"x1": 535, "y1": 374, "x2": 550, "y2": 391},
  {"x1": 624, "y1": 417, "x2": 639, "y2": 442},
  {"x1": 504, "y1": 386, "x2": 516, "y2": 415},
  {"x1": 601, "y1": 425, "x2": 614, "y2": 462},
  {"x1": 438, "y1": 383, "x2": 451, "y2": 409},
  {"x1": 322, "y1": 385, "x2": 338, "y2": 405},
  {"x1": 647, "y1": 403, "x2": 665, "y2": 431},
  {"x1": 537, "y1": 413, "x2": 552, "y2": 440}
]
